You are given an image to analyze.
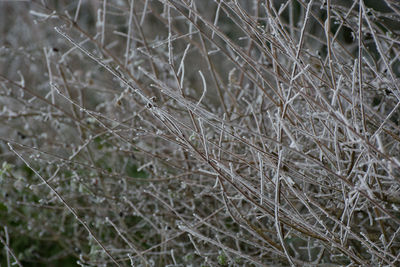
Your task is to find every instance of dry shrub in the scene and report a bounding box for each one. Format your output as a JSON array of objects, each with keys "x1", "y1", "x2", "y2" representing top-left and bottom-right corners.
[{"x1": 1, "y1": 0, "x2": 400, "y2": 266}]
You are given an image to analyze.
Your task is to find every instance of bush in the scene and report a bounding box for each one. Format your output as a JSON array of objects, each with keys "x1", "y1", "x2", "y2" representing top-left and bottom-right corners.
[{"x1": 1, "y1": 0, "x2": 400, "y2": 266}]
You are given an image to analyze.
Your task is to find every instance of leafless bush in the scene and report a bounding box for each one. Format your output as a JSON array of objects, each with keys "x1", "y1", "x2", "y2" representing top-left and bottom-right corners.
[{"x1": 1, "y1": 0, "x2": 400, "y2": 266}]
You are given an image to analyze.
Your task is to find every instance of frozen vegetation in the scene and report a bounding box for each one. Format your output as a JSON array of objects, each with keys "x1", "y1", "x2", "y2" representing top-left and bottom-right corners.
[{"x1": 0, "y1": 0, "x2": 400, "y2": 266}]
